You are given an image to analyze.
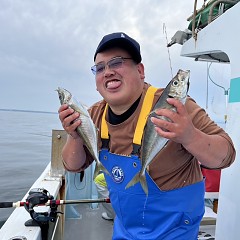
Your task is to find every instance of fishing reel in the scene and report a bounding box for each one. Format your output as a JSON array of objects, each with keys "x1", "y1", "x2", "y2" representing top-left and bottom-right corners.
[{"x1": 24, "y1": 188, "x2": 61, "y2": 240}]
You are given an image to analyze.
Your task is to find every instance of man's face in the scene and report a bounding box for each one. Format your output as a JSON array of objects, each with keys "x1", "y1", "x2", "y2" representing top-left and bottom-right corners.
[{"x1": 94, "y1": 48, "x2": 145, "y2": 114}]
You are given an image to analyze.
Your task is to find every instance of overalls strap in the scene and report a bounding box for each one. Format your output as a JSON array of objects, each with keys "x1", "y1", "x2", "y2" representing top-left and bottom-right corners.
[{"x1": 100, "y1": 86, "x2": 158, "y2": 154}]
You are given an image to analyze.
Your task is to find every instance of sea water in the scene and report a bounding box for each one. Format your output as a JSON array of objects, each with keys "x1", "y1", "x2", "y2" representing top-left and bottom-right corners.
[{"x1": 0, "y1": 109, "x2": 62, "y2": 224}]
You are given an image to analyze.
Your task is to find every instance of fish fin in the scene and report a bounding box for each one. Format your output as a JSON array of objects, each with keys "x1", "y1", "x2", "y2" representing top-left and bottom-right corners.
[
  {"x1": 125, "y1": 172, "x2": 148, "y2": 195},
  {"x1": 125, "y1": 172, "x2": 140, "y2": 189},
  {"x1": 140, "y1": 175, "x2": 148, "y2": 195},
  {"x1": 93, "y1": 162, "x2": 110, "y2": 180}
]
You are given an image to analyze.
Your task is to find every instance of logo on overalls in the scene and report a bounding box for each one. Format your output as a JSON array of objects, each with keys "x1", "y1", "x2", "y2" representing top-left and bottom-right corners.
[{"x1": 111, "y1": 166, "x2": 124, "y2": 183}]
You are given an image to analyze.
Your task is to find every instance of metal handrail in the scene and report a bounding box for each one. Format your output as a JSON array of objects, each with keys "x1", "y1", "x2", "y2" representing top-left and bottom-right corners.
[{"x1": 208, "y1": 0, "x2": 240, "y2": 23}]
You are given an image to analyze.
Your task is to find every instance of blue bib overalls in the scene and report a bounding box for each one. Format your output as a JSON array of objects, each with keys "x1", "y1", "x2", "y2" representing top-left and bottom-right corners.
[{"x1": 99, "y1": 86, "x2": 205, "y2": 240}]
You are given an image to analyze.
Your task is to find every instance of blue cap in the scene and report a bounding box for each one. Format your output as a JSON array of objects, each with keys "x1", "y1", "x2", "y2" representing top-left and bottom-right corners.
[{"x1": 94, "y1": 32, "x2": 141, "y2": 63}]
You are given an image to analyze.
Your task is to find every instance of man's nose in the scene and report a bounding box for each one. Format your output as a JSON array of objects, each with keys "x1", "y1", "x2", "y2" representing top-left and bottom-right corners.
[{"x1": 104, "y1": 64, "x2": 115, "y2": 76}]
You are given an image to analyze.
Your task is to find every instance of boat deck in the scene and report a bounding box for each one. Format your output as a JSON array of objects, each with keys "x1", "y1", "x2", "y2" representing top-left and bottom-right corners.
[
  {"x1": 64, "y1": 204, "x2": 216, "y2": 240},
  {"x1": 64, "y1": 204, "x2": 113, "y2": 240}
]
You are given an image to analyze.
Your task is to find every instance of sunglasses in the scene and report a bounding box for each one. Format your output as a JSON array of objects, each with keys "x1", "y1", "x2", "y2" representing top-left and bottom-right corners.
[{"x1": 91, "y1": 56, "x2": 132, "y2": 75}]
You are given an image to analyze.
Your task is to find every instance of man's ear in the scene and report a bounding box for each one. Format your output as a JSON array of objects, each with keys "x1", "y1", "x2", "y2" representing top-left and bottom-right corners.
[{"x1": 137, "y1": 63, "x2": 145, "y2": 80}]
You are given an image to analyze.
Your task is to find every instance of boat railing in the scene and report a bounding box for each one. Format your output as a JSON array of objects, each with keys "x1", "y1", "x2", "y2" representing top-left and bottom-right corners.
[
  {"x1": 0, "y1": 129, "x2": 68, "y2": 240},
  {"x1": 188, "y1": 0, "x2": 240, "y2": 33}
]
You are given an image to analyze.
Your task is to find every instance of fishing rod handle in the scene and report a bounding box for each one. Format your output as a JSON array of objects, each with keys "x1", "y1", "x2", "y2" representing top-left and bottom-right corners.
[
  {"x1": 0, "y1": 202, "x2": 14, "y2": 208},
  {"x1": 0, "y1": 201, "x2": 23, "y2": 208}
]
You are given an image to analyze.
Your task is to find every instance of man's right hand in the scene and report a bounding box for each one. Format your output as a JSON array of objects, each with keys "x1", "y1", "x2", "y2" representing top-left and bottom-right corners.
[{"x1": 58, "y1": 104, "x2": 81, "y2": 139}]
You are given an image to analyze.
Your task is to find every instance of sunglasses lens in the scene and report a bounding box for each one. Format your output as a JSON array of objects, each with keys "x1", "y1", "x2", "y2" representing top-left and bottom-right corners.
[
  {"x1": 91, "y1": 57, "x2": 132, "y2": 75},
  {"x1": 108, "y1": 58, "x2": 123, "y2": 69}
]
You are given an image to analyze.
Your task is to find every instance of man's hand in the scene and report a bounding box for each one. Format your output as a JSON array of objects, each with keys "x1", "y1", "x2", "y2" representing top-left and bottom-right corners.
[
  {"x1": 150, "y1": 98, "x2": 196, "y2": 147},
  {"x1": 58, "y1": 104, "x2": 81, "y2": 139}
]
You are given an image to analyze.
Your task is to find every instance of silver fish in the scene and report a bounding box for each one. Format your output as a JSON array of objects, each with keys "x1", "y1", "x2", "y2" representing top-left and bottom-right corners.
[
  {"x1": 56, "y1": 87, "x2": 110, "y2": 180},
  {"x1": 125, "y1": 69, "x2": 190, "y2": 195}
]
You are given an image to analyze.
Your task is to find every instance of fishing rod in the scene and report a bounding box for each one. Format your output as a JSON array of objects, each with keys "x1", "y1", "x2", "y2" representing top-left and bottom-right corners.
[
  {"x1": 0, "y1": 197, "x2": 111, "y2": 208},
  {"x1": 0, "y1": 188, "x2": 111, "y2": 240}
]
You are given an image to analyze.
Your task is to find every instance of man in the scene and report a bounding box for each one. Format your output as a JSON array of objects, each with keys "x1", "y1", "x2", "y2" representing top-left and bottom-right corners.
[
  {"x1": 94, "y1": 173, "x2": 115, "y2": 221},
  {"x1": 58, "y1": 32, "x2": 235, "y2": 239}
]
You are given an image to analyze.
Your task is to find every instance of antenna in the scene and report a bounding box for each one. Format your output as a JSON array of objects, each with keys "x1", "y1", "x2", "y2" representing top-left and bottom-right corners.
[{"x1": 163, "y1": 23, "x2": 173, "y2": 79}]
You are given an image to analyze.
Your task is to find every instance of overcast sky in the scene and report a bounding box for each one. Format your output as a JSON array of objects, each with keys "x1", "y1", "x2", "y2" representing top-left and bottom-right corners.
[{"x1": 0, "y1": 0, "x2": 230, "y2": 122}]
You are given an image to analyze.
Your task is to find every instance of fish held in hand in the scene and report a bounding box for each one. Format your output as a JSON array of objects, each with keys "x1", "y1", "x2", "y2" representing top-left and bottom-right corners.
[
  {"x1": 125, "y1": 69, "x2": 190, "y2": 195},
  {"x1": 56, "y1": 87, "x2": 110, "y2": 179}
]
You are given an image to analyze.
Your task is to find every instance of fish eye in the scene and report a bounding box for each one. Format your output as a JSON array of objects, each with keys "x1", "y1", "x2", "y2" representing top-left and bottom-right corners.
[{"x1": 172, "y1": 80, "x2": 179, "y2": 86}]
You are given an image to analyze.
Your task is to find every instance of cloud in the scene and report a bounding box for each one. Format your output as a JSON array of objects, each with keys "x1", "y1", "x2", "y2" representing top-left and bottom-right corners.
[{"x1": 0, "y1": 0, "x2": 230, "y2": 117}]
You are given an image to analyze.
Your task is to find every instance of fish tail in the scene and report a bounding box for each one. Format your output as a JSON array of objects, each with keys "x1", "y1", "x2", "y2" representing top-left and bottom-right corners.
[
  {"x1": 125, "y1": 172, "x2": 148, "y2": 195},
  {"x1": 125, "y1": 172, "x2": 140, "y2": 189},
  {"x1": 93, "y1": 162, "x2": 110, "y2": 180},
  {"x1": 139, "y1": 175, "x2": 148, "y2": 195}
]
